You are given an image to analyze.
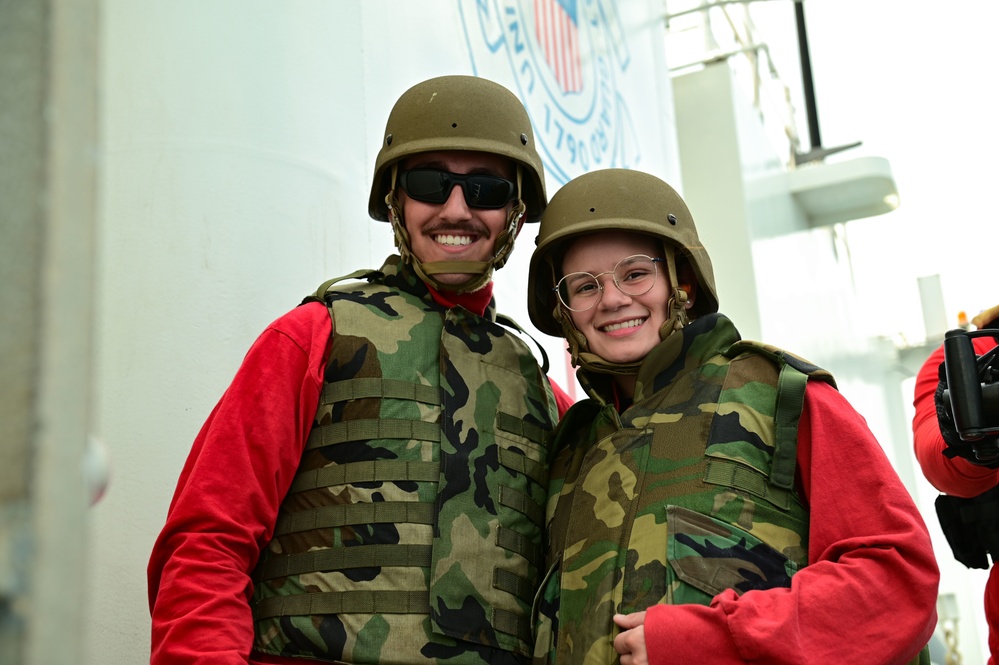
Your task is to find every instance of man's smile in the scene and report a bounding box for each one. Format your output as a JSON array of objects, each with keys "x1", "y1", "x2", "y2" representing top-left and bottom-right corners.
[{"x1": 433, "y1": 233, "x2": 475, "y2": 247}]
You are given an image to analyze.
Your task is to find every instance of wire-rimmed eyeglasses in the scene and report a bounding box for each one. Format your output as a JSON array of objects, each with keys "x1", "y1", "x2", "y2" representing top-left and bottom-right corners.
[{"x1": 555, "y1": 255, "x2": 665, "y2": 312}]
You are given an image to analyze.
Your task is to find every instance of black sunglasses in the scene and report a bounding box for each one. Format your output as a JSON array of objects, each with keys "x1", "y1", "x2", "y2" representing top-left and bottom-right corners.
[{"x1": 397, "y1": 168, "x2": 516, "y2": 209}]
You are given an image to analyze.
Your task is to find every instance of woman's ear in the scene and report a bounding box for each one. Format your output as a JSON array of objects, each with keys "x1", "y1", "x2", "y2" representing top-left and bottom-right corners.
[{"x1": 678, "y1": 262, "x2": 697, "y2": 310}]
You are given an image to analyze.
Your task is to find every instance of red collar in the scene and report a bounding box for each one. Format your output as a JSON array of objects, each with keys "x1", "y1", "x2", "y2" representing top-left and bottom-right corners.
[
  {"x1": 611, "y1": 380, "x2": 633, "y2": 412},
  {"x1": 426, "y1": 281, "x2": 494, "y2": 317}
]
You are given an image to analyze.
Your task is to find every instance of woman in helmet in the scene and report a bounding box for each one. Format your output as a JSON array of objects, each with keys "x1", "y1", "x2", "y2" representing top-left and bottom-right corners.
[
  {"x1": 528, "y1": 169, "x2": 938, "y2": 664},
  {"x1": 148, "y1": 75, "x2": 573, "y2": 665}
]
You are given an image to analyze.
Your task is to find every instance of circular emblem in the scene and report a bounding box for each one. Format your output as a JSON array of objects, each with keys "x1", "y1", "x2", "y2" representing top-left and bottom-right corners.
[{"x1": 460, "y1": 0, "x2": 640, "y2": 185}]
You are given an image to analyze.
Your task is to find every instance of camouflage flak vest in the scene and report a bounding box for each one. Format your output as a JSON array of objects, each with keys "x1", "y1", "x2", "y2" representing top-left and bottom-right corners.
[
  {"x1": 251, "y1": 258, "x2": 558, "y2": 664},
  {"x1": 534, "y1": 314, "x2": 835, "y2": 665}
]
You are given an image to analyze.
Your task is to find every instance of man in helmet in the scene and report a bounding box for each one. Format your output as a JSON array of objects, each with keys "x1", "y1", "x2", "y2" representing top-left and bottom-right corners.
[
  {"x1": 527, "y1": 168, "x2": 939, "y2": 664},
  {"x1": 148, "y1": 75, "x2": 573, "y2": 665}
]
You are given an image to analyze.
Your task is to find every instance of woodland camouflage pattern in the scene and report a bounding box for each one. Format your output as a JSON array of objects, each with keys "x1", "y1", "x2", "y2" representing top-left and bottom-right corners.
[
  {"x1": 251, "y1": 256, "x2": 558, "y2": 664},
  {"x1": 533, "y1": 314, "x2": 835, "y2": 664}
]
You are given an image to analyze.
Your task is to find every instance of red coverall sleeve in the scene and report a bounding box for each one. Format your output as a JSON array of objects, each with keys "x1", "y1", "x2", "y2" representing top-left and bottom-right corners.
[
  {"x1": 147, "y1": 302, "x2": 330, "y2": 665},
  {"x1": 643, "y1": 381, "x2": 939, "y2": 664},
  {"x1": 913, "y1": 340, "x2": 999, "y2": 497},
  {"x1": 548, "y1": 376, "x2": 576, "y2": 419}
]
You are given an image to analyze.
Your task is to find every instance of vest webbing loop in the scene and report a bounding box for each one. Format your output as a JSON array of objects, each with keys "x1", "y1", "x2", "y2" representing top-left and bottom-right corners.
[
  {"x1": 324, "y1": 378, "x2": 440, "y2": 405},
  {"x1": 498, "y1": 448, "x2": 546, "y2": 486},
  {"x1": 257, "y1": 543, "x2": 432, "y2": 581},
  {"x1": 290, "y1": 460, "x2": 440, "y2": 494},
  {"x1": 772, "y1": 360, "x2": 808, "y2": 490},
  {"x1": 306, "y1": 419, "x2": 441, "y2": 450},
  {"x1": 497, "y1": 412, "x2": 550, "y2": 447},
  {"x1": 496, "y1": 525, "x2": 541, "y2": 562},
  {"x1": 499, "y1": 486, "x2": 544, "y2": 527},
  {"x1": 493, "y1": 568, "x2": 533, "y2": 600},
  {"x1": 254, "y1": 590, "x2": 430, "y2": 619},
  {"x1": 274, "y1": 501, "x2": 436, "y2": 537},
  {"x1": 493, "y1": 607, "x2": 532, "y2": 643},
  {"x1": 704, "y1": 459, "x2": 794, "y2": 510}
]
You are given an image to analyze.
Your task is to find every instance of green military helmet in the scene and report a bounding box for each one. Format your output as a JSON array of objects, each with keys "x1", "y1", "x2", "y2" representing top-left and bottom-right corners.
[
  {"x1": 528, "y1": 168, "x2": 719, "y2": 339},
  {"x1": 368, "y1": 75, "x2": 546, "y2": 223},
  {"x1": 369, "y1": 75, "x2": 546, "y2": 293}
]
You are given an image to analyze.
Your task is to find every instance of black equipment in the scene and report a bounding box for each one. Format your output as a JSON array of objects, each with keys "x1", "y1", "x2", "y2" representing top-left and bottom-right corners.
[
  {"x1": 935, "y1": 327, "x2": 999, "y2": 570},
  {"x1": 941, "y1": 328, "x2": 999, "y2": 464}
]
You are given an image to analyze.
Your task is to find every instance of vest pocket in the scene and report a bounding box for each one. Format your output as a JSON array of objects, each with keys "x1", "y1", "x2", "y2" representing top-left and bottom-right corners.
[{"x1": 666, "y1": 505, "x2": 800, "y2": 605}]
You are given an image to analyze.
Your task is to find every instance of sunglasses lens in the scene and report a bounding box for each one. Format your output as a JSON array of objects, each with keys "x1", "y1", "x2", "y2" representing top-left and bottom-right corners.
[
  {"x1": 400, "y1": 169, "x2": 450, "y2": 203},
  {"x1": 463, "y1": 176, "x2": 514, "y2": 208},
  {"x1": 399, "y1": 169, "x2": 514, "y2": 209}
]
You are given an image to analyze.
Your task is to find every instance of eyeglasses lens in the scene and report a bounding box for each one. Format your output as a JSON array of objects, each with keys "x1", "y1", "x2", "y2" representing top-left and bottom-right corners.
[{"x1": 556, "y1": 255, "x2": 659, "y2": 312}]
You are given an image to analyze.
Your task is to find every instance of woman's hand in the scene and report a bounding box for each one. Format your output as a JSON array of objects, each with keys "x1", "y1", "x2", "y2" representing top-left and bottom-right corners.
[{"x1": 613, "y1": 611, "x2": 649, "y2": 665}]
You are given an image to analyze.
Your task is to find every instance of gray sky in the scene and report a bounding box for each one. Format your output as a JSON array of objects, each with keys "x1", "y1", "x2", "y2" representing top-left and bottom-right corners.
[{"x1": 758, "y1": 0, "x2": 998, "y2": 341}]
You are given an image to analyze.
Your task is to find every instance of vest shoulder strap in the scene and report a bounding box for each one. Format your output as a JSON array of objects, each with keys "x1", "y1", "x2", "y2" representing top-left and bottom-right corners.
[
  {"x1": 723, "y1": 340, "x2": 836, "y2": 490},
  {"x1": 724, "y1": 340, "x2": 837, "y2": 389},
  {"x1": 300, "y1": 269, "x2": 384, "y2": 306},
  {"x1": 496, "y1": 312, "x2": 551, "y2": 375}
]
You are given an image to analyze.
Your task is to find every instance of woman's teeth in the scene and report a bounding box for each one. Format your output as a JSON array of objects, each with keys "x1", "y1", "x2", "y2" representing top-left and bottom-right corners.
[{"x1": 601, "y1": 318, "x2": 644, "y2": 332}]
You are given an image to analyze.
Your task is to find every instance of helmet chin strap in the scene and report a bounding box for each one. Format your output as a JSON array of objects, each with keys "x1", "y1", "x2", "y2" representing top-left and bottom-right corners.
[
  {"x1": 385, "y1": 165, "x2": 524, "y2": 294},
  {"x1": 658, "y1": 243, "x2": 690, "y2": 339},
  {"x1": 554, "y1": 243, "x2": 690, "y2": 377}
]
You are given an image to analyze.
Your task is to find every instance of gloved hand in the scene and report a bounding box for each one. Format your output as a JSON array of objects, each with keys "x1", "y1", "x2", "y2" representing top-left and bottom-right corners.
[
  {"x1": 971, "y1": 304, "x2": 999, "y2": 330},
  {"x1": 935, "y1": 361, "x2": 999, "y2": 467}
]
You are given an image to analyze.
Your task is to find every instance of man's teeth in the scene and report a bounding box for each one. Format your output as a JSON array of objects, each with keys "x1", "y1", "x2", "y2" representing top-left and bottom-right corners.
[
  {"x1": 601, "y1": 319, "x2": 644, "y2": 332},
  {"x1": 434, "y1": 234, "x2": 473, "y2": 247}
]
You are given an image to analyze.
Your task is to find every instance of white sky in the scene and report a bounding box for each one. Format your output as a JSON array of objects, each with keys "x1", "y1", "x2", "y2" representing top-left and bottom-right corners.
[{"x1": 754, "y1": 0, "x2": 999, "y2": 342}]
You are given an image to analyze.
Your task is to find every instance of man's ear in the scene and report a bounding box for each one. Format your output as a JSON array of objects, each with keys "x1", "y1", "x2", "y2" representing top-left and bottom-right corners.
[{"x1": 514, "y1": 217, "x2": 526, "y2": 238}]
